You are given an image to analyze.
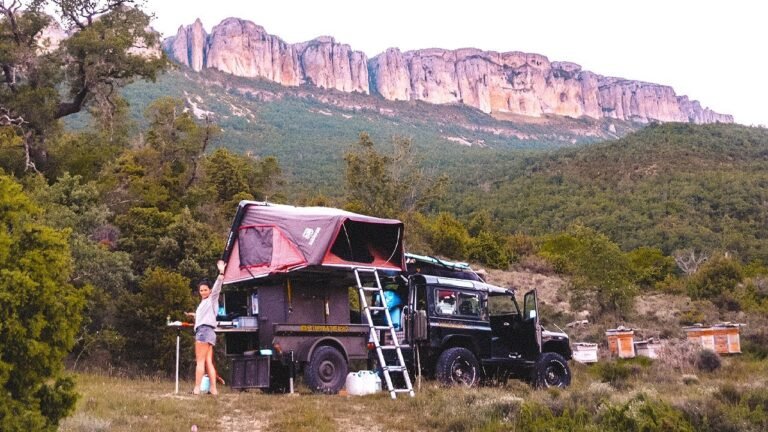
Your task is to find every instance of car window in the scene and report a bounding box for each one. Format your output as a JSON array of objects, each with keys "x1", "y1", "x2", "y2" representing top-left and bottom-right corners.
[
  {"x1": 435, "y1": 289, "x2": 456, "y2": 315},
  {"x1": 488, "y1": 294, "x2": 518, "y2": 315},
  {"x1": 435, "y1": 288, "x2": 484, "y2": 318}
]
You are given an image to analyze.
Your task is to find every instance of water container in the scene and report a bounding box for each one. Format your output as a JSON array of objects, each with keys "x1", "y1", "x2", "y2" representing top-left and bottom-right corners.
[
  {"x1": 345, "y1": 371, "x2": 380, "y2": 395},
  {"x1": 200, "y1": 374, "x2": 210, "y2": 393}
]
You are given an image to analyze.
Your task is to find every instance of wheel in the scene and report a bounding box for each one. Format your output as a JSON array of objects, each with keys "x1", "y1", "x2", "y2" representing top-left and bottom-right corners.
[
  {"x1": 435, "y1": 347, "x2": 480, "y2": 387},
  {"x1": 303, "y1": 346, "x2": 348, "y2": 394},
  {"x1": 531, "y1": 352, "x2": 571, "y2": 388}
]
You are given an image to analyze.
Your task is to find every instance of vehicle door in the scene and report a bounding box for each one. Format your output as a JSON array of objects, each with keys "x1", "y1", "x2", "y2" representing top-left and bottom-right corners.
[
  {"x1": 522, "y1": 289, "x2": 542, "y2": 357},
  {"x1": 404, "y1": 278, "x2": 429, "y2": 344}
]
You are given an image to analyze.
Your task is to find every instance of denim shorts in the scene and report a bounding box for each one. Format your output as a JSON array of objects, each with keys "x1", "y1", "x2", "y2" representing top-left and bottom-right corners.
[{"x1": 195, "y1": 325, "x2": 217, "y2": 345}]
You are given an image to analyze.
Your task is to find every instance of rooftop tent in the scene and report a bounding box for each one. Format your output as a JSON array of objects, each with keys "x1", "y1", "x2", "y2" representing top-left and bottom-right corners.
[{"x1": 221, "y1": 201, "x2": 405, "y2": 284}]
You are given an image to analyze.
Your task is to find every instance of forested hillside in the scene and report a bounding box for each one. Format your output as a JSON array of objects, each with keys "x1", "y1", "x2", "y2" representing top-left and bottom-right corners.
[
  {"x1": 442, "y1": 123, "x2": 768, "y2": 261},
  {"x1": 81, "y1": 69, "x2": 639, "y2": 196}
]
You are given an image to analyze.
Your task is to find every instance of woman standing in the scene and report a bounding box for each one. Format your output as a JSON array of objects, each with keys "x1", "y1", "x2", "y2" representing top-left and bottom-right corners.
[{"x1": 186, "y1": 259, "x2": 226, "y2": 395}]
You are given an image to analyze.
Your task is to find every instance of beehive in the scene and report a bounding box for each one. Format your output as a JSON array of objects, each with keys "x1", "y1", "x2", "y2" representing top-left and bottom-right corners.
[
  {"x1": 683, "y1": 323, "x2": 742, "y2": 354},
  {"x1": 606, "y1": 327, "x2": 635, "y2": 358},
  {"x1": 572, "y1": 342, "x2": 599, "y2": 363},
  {"x1": 634, "y1": 339, "x2": 662, "y2": 359}
]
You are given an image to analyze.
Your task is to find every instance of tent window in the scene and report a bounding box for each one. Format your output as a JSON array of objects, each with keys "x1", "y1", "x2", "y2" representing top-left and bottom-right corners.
[
  {"x1": 239, "y1": 226, "x2": 273, "y2": 267},
  {"x1": 329, "y1": 220, "x2": 401, "y2": 265}
]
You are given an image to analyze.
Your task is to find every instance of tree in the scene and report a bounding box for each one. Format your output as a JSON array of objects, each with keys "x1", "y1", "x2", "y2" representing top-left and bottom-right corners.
[
  {"x1": 0, "y1": 173, "x2": 86, "y2": 431},
  {"x1": 116, "y1": 267, "x2": 195, "y2": 371},
  {"x1": 0, "y1": 0, "x2": 168, "y2": 172},
  {"x1": 674, "y1": 249, "x2": 709, "y2": 276},
  {"x1": 687, "y1": 255, "x2": 743, "y2": 301},
  {"x1": 626, "y1": 247, "x2": 676, "y2": 289},
  {"x1": 343, "y1": 132, "x2": 445, "y2": 218},
  {"x1": 540, "y1": 226, "x2": 636, "y2": 316}
]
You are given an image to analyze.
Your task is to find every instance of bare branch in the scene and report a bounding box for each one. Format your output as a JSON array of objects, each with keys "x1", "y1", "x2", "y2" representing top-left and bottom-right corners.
[
  {"x1": 0, "y1": 107, "x2": 26, "y2": 125},
  {"x1": 674, "y1": 249, "x2": 709, "y2": 276}
]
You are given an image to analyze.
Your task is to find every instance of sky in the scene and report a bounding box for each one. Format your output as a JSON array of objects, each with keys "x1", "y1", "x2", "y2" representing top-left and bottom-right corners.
[{"x1": 147, "y1": 0, "x2": 767, "y2": 126}]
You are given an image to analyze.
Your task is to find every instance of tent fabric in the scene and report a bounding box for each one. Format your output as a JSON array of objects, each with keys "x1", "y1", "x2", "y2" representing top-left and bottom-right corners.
[
  {"x1": 222, "y1": 202, "x2": 405, "y2": 283},
  {"x1": 239, "y1": 226, "x2": 273, "y2": 267}
]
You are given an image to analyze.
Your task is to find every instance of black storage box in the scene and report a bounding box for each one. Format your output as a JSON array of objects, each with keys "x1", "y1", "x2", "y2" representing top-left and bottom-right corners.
[{"x1": 230, "y1": 354, "x2": 270, "y2": 389}]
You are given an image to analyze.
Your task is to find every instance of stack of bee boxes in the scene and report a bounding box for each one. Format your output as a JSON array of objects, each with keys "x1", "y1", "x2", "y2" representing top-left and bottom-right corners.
[
  {"x1": 683, "y1": 323, "x2": 743, "y2": 354},
  {"x1": 606, "y1": 327, "x2": 636, "y2": 358}
]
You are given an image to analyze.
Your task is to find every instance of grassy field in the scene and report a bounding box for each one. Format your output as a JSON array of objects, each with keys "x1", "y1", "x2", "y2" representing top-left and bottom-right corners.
[{"x1": 60, "y1": 353, "x2": 768, "y2": 432}]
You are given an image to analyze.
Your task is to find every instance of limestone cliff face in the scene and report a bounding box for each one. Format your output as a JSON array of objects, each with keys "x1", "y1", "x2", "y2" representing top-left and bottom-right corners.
[
  {"x1": 165, "y1": 18, "x2": 731, "y2": 124},
  {"x1": 165, "y1": 18, "x2": 368, "y2": 94},
  {"x1": 370, "y1": 48, "x2": 732, "y2": 124}
]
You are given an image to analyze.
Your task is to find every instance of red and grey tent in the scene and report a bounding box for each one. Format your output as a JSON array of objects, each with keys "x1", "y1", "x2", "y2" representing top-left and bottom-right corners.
[{"x1": 221, "y1": 201, "x2": 405, "y2": 284}]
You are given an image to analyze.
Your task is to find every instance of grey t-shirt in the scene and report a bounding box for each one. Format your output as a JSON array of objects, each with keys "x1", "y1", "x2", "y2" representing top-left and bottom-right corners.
[{"x1": 194, "y1": 275, "x2": 223, "y2": 331}]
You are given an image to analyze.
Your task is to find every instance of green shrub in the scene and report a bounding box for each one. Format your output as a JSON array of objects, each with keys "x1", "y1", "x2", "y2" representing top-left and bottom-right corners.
[
  {"x1": 600, "y1": 394, "x2": 695, "y2": 432},
  {"x1": 466, "y1": 230, "x2": 511, "y2": 269},
  {"x1": 593, "y1": 361, "x2": 635, "y2": 389},
  {"x1": 687, "y1": 256, "x2": 743, "y2": 301},
  {"x1": 540, "y1": 226, "x2": 636, "y2": 316},
  {"x1": 0, "y1": 175, "x2": 86, "y2": 431},
  {"x1": 695, "y1": 349, "x2": 722, "y2": 372}
]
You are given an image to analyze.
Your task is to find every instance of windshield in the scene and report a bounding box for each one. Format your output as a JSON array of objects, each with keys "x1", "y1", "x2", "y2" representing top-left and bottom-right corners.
[{"x1": 488, "y1": 293, "x2": 519, "y2": 315}]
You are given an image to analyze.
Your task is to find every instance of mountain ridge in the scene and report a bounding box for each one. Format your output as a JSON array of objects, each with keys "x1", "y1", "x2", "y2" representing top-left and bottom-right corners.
[{"x1": 163, "y1": 17, "x2": 732, "y2": 125}]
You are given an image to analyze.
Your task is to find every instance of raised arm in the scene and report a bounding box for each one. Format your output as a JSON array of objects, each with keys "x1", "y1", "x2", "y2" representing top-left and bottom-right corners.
[{"x1": 209, "y1": 260, "x2": 226, "y2": 304}]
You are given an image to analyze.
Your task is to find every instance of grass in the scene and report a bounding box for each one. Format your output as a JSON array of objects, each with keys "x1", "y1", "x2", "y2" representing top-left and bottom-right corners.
[{"x1": 60, "y1": 353, "x2": 767, "y2": 432}]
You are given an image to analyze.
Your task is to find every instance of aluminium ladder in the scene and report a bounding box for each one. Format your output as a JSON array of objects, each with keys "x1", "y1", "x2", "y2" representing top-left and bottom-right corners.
[{"x1": 354, "y1": 267, "x2": 415, "y2": 399}]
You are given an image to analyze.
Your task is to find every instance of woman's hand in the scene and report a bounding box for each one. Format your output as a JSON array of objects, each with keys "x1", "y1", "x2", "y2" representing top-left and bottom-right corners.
[{"x1": 216, "y1": 259, "x2": 226, "y2": 275}]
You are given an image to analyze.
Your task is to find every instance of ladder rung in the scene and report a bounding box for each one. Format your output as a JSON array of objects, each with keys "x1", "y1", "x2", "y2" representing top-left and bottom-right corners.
[
  {"x1": 354, "y1": 268, "x2": 377, "y2": 273},
  {"x1": 367, "y1": 306, "x2": 387, "y2": 311},
  {"x1": 383, "y1": 366, "x2": 406, "y2": 372},
  {"x1": 360, "y1": 286, "x2": 382, "y2": 292},
  {"x1": 373, "y1": 325, "x2": 392, "y2": 330},
  {"x1": 394, "y1": 389, "x2": 414, "y2": 393},
  {"x1": 379, "y1": 345, "x2": 400, "y2": 350}
]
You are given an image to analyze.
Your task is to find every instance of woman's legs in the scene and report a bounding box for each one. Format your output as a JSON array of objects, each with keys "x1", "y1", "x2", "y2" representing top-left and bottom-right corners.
[
  {"x1": 205, "y1": 344, "x2": 218, "y2": 395},
  {"x1": 193, "y1": 341, "x2": 209, "y2": 394}
]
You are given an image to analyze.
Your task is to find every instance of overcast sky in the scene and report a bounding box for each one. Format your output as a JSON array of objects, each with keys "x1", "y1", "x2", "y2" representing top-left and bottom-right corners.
[{"x1": 147, "y1": 0, "x2": 766, "y2": 126}]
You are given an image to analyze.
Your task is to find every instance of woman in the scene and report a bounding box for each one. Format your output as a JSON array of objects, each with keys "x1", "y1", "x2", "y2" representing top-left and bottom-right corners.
[{"x1": 186, "y1": 259, "x2": 226, "y2": 395}]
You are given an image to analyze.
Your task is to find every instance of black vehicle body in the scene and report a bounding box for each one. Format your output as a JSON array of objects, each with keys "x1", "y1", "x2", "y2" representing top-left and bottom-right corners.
[{"x1": 380, "y1": 274, "x2": 572, "y2": 386}]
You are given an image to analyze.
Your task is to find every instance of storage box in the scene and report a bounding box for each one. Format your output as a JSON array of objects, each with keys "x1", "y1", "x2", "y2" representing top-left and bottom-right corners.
[
  {"x1": 230, "y1": 354, "x2": 270, "y2": 389},
  {"x1": 236, "y1": 316, "x2": 258, "y2": 328}
]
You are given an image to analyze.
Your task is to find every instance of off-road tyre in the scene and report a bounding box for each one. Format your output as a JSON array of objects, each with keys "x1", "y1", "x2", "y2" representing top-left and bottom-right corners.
[
  {"x1": 303, "y1": 346, "x2": 348, "y2": 394},
  {"x1": 531, "y1": 352, "x2": 571, "y2": 388},
  {"x1": 435, "y1": 347, "x2": 480, "y2": 387}
]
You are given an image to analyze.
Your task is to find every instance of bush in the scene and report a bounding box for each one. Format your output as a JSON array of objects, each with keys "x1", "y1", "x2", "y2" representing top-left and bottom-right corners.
[
  {"x1": 593, "y1": 361, "x2": 635, "y2": 389},
  {"x1": 600, "y1": 394, "x2": 695, "y2": 432},
  {"x1": 695, "y1": 349, "x2": 721, "y2": 372},
  {"x1": 466, "y1": 231, "x2": 511, "y2": 269},
  {"x1": 687, "y1": 256, "x2": 743, "y2": 301},
  {"x1": 654, "y1": 340, "x2": 699, "y2": 375},
  {"x1": 0, "y1": 175, "x2": 86, "y2": 430}
]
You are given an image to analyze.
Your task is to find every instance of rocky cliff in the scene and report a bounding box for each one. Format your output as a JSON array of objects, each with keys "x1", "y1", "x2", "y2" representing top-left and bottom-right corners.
[
  {"x1": 370, "y1": 48, "x2": 732, "y2": 124},
  {"x1": 164, "y1": 19, "x2": 731, "y2": 124},
  {"x1": 164, "y1": 18, "x2": 368, "y2": 94}
]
